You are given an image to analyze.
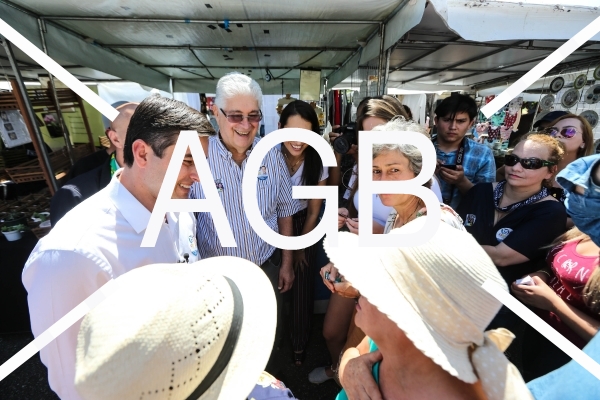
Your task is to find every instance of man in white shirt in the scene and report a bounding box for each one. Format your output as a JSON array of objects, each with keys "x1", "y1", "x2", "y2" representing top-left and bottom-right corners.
[{"x1": 22, "y1": 94, "x2": 215, "y2": 400}]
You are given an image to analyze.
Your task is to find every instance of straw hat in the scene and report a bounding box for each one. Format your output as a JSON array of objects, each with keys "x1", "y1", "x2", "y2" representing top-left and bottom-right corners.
[
  {"x1": 324, "y1": 219, "x2": 533, "y2": 400},
  {"x1": 74, "y1": 256, "x2": 276, "y2": 400}
]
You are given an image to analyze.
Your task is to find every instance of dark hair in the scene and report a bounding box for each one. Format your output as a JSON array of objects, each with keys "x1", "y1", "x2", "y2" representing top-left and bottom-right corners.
[
  {"x1": 434, "y1": 94, "x2": 478, "y2": 121},
  {"x1": 123, "y1": 94, "x2": 215, "y2": 167},
  {"x1": 279, "y1": 100, "x2": 323, "y2": 186},
  {"x1": 356, "y1": 96, "x2": 408, "y2": 130},
  {"x1": 402, "y1": 104, "x2": 413, "y2": 120}
]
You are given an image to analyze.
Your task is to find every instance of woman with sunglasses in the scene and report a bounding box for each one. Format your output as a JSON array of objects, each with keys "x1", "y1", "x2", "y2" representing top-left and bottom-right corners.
[
  {"x1": 496, "y1": 114, "x2": 594, "y2": 204},
  {"x1": 541, "y1": 114, "x2": 595, "y2": 202},
  {"x1": 457, "y1": 134, "x2": 568, "y2": 331},
  {"x1": 277, "y1": 100, "x2": 328, "y2": 366}
]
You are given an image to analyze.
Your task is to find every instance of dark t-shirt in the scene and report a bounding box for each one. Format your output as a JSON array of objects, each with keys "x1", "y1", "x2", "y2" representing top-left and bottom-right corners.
[{"x1": 456, "y1": 183, "x2": 567, "y2": 284}]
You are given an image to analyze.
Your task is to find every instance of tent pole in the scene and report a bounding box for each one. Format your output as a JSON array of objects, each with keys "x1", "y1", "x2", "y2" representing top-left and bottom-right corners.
[
  {"x1": 382, "y1": 47, "x2": 392, "y2": 96},
  {"x1": 38, "y1": 18, "x2": 75, "y2": 166},
  {"x1": 376, "y1": 23, "x2": 385, "y2": 96},
  {"x1": 169, "y1": 78, "x2": 174, "y2": 99},
  {"x1": 1, "y1": 37, "x2": 58, "y2": 194}
]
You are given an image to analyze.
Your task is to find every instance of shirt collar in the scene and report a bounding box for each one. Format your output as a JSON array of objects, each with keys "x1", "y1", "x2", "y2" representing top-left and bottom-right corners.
[
  {"x1": 108, "y1": 169, "x2": 152, "y2": 234},
  {"x1": 212, "y1": 133, "x2": 258, "y2": 161}
]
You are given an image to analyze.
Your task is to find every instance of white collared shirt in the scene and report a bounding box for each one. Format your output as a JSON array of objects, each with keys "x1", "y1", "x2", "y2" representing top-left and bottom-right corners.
[{"x1": 22, "y1": 170, "x2": 195, "y2": 400}]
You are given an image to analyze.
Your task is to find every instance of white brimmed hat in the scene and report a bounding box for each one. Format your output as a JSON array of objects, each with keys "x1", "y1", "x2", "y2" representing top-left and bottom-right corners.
[
  {"x1": 324, "y1": 219, "x2": 533, "y2": 400},
  {"x1": 74, "y1": 256, "x2": 276, "y2": 400}
]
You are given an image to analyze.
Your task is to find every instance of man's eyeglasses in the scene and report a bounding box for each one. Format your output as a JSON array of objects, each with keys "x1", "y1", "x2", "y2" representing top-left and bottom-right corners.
[
  {"x1": 219, "y1": 108, "x2": 263, "y2": 124},
  {"x1": 542, "y1": 126, "x2": 579, "y2": 139},
  {"x1": 504, "y1": 154, "x2": 556, "y2": 170}
]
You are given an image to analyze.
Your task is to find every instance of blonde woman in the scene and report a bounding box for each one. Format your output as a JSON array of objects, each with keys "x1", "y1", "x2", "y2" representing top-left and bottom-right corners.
[{"x1": 513, "y1": 227, "x2": 600, "y2": 381}]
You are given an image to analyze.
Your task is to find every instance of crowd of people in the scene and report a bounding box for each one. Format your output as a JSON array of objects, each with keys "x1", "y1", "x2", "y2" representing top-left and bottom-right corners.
[{"x1": 20, "y1": 72, "x2": 600, "y2": 400}]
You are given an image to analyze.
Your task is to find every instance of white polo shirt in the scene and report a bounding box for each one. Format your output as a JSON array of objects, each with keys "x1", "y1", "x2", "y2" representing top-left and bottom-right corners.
[{"x1": 22, "y1": 170, "x2": 196, "y2": 400}]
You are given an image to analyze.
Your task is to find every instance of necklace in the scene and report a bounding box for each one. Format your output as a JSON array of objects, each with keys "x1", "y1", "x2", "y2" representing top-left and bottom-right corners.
[
  {"x1": 393, "y1": 202, "x2": 424, "y2": 230},
  {"x1": 283, "y1": 150, "x2": 303, "y2": 175},
  {"x1": 493, "y1": 180, "x2": 549, "y2": 213}
]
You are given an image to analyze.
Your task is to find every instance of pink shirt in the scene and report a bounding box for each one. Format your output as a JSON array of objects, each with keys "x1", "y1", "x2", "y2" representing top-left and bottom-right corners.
[{"x1": 544, "y1": 240, "x2": 599, "y2": 348}]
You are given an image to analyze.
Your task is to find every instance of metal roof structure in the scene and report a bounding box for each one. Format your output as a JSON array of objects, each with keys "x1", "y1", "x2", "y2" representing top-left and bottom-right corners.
[{"x1": 1, "y1": 0, "x2": 600, "y2": 95}]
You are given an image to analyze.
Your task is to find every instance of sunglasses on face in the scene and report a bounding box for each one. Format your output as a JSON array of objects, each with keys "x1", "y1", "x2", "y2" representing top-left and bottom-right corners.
[
  {"x1": 504, "y1": 154, "x2": 556, "y2": 170},
  {"x1": 219, "y1": 108, "x2": 263, "y2": 124},
  {"x1": 542, "y1": 126, "x2": 579, "y2": 139}
]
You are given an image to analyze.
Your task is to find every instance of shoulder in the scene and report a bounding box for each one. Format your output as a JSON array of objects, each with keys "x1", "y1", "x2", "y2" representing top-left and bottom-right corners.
[{"x1": 465, "y1": 139, "x2": 493, "y2": 156}]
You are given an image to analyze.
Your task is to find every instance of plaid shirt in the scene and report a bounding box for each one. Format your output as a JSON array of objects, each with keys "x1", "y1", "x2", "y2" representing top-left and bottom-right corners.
[{"x1": 435, "y1": 138, "x2": 496, "y2": 210}]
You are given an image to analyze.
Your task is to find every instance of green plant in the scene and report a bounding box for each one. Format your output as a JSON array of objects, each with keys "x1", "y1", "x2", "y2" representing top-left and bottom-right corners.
[
  {"x1": 2, "y1": 224, "x2": 28, "y2": 232},
  {"x1": 32, "y1": 212, "x2": 48, "y2": 222}
]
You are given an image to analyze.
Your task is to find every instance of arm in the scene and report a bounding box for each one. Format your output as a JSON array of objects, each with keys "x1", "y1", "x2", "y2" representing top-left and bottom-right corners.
[
  {"x1": 338, "y1": 336, "x2": 383, "y2": 400},
  {"x1": 277, "y1": 215, "x2": 294, "y2": 293},
  {"x1": 22, "y1": 250, "x2": 111, "y2": 400},
  {"x1": 482, "y1": 242, "x2": 529, "y2": 267},
  {"x1": 294, "y1": 181, "x2": 326, "y2": 269},
  {"x1": 512, "y1": 276, "x2": 600, "y2": 341}
]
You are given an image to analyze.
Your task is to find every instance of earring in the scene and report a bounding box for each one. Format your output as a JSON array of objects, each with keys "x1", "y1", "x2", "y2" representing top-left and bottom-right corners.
[{"x1": 580, "y1": 144, "x2": 586, "y2": 149}]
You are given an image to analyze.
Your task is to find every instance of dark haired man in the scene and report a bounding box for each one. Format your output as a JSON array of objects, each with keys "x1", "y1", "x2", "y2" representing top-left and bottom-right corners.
[
  {"x1": 22, "y1": 95, "x2": 215, "y2": 400},
  {"x1": 434, "y1": 94, "x2": 496, "y2": 209}
]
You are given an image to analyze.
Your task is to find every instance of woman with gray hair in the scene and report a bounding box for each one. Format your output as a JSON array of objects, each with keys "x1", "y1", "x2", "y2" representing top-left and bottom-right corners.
[{"x1": 313, "y1": 117, "x2": 462, "y2": 385}]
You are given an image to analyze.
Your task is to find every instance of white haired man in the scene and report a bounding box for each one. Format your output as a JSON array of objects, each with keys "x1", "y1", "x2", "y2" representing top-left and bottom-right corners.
[{"x1": 191, "y1": 73, "x2": 300, "y2": 359}]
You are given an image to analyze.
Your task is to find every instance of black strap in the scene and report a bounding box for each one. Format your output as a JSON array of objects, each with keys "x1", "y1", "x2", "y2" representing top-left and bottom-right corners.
[
  {"x1": 433, "y1": 137, "x2": 466, "y2": 204},
  {"x1": 185, "y1": 277, "x2": 244, "y2": 399}
]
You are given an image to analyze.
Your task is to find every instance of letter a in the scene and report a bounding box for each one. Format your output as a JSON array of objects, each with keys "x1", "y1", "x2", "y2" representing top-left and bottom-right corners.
[{"x1": 141, "y1": 131, "x2": 236, "y2": 248}]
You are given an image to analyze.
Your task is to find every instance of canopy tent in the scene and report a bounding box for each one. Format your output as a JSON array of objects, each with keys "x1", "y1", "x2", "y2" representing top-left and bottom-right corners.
[
  {"x1": 1, "y1": 0, "x2": 599, "y2": 97},
  {"x1": 0, "y1": 0, "x2": 426, "y2": 95}
]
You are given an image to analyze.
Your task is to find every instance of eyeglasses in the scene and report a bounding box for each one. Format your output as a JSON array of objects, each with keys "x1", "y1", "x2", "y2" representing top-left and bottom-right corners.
[
  {"x1": 504, "y1": 154, "x2": 556, "y2": 170},
  {"x1": 219, "y1": 108, "x2": 263, "y2": 124},
  {"x1": 543, "y1": 126, "x2": 579, "y2": 139}
]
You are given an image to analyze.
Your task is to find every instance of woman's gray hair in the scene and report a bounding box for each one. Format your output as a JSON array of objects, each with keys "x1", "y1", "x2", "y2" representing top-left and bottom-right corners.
[
  {"x1": 215, "y1": 72, "x2": 263, "y2": 110},
  {"x1": 371, "y1": 117, "x2": 429, "y2": 178}
]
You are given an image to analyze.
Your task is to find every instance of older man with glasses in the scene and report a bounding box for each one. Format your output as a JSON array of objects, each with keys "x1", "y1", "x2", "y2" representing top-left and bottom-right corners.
[{"x1": 191, "y1": 73, "x2": 300, "y2": 362}]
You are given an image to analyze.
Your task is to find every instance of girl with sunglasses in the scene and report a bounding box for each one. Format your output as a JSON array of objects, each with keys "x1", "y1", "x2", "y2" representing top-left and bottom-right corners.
[
  {"x1": 457, "y1": 134, "x2": 568, "y2": 331},
  {"x1": 541, "y1": 114, "x2": 595, "y2": 202},
  {"x1": 496, "y1": 114, "x2": 594, "y2": 204},
  {"x1": 277, "y1": 100, "x2": 328, "y2": 367}
]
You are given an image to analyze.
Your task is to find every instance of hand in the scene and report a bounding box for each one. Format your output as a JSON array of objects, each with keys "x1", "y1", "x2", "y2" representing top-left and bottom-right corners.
[
  {"x1": 511, "y1": 276, "x2": 559, "y2": 312},
  {"x1": 527, "y1": 270, "x2": 552, "y2": 285},
  {"x1": 293, "y1": 249, "x2": 307, "y2": 271},
  {"x1": 345, "y1": 217, "x2": 359, "y2": 234},
  {"x1": 339, "y1": 350, "x2": 384, "y2": 400},
  {"x1": 338, "y1": 207, "x2": 349, "y2": 230},
  {"x1": 320, "y1": 262, "x2": 341, "y2": 293},
  {"x1": 278, "y1": 263, "x2": 295, "y2": 293},
  {"x1": 439, "y1": 165, "x2": 466, "y2": 185}
]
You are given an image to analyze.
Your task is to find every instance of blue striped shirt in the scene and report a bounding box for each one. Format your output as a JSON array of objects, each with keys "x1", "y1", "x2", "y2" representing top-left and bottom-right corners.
[{"x1": 190, "y1": 135, "x2": 300, "y2": 265}]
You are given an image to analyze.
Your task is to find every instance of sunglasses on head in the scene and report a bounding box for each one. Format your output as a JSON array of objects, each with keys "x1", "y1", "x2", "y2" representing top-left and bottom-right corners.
[
  {"x1": 542, "y1": 126, "x2": 579, "y2": 139},
  {"x1": 504, "y1": 154, "x2": 556, "y2": 170},
  {"x1": 219, "y1": 108, "x2": 263, "y2": 124}
]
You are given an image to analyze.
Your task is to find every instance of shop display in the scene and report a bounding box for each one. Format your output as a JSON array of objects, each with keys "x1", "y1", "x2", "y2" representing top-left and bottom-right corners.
[
  {"x1": 560, "y1": 88, "x2": 579, "y2": 109},
  {"x1": 580, "y1": 110, "x2": 599, "y2": 128},
  {"x1": 584, "y1": 85, "x2": 600, "y2": 105},
  {"x1": 594, "y1": 65, "x2": 600, "y2": 81},
  {"x1": 550, "y1": 77, "x2": 565, "y2": 93},
  {"x1": 0, "y1": 110, "x2": 31, "y2": 148},
  {"x1": 540, "y1": 94, "x2": 555, "y2": 110},
  {"x1": 573, "y1": 74, "x2": 587, "y2": 90}
]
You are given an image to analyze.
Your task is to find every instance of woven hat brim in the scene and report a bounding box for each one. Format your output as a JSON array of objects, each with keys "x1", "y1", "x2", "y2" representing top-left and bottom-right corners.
[
  {"x1": 324, "y1": 231, "x2": 478, "y2": 384},
  {"x1": 190, "y1": 256, "x2": 277, "y2": 400}
]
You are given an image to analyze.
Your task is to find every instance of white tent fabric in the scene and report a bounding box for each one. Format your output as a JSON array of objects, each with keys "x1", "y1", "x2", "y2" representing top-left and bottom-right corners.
[{"x1": 429, "y1": 0, "x2": 600, "y2": 42}]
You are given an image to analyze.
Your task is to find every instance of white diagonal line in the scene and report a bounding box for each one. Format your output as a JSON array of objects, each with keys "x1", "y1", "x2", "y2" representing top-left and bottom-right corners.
[
  {"x1": 480, "y1": 14, "x2": 600, "y2": 118},
  {"x1": 482, "y1": 279, "x2": 600, "y2": 381},
  {"x1": 0, "y1": 17, "x2": 119, "y2": 121},
  {"x1": 0, "y1": 279, "x2": 121, "y2": 382}
]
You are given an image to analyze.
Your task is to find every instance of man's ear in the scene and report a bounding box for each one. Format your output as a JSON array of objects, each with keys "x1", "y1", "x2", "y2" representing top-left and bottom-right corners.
[
  {"x1": 278, "y1": 122, "x2": 282, "y2": 129},
  {"x1": 433, "y1": 116, "x2": 439, "y2": 126},
  {"x1": 131, "y1": 139, "x2": 150, "y2": 168},
  {"x1": 106, "y1": 128, "x2": 124, "y2": 150},
  {"x1": 211, "y1": 104, "x2": 219, "y2": 116}
]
